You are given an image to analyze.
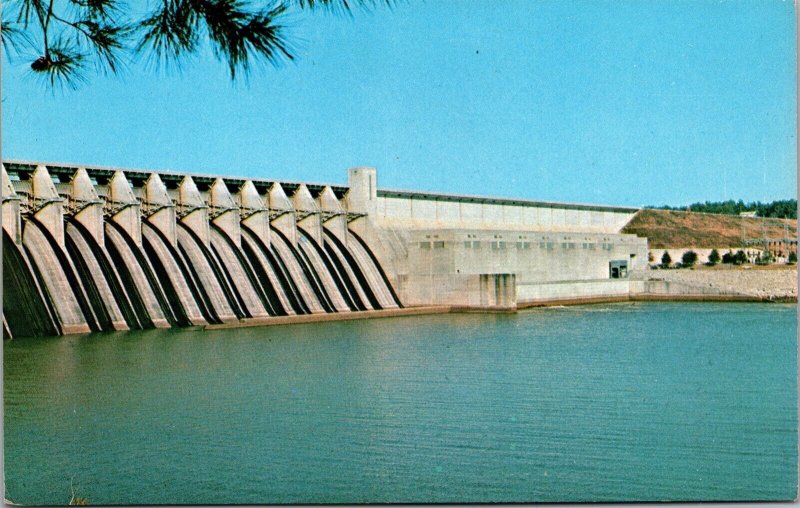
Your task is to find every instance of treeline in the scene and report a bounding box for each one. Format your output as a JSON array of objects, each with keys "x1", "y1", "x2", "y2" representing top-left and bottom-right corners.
[
  {"x1": 655, "y1": 249, "x2": 797, "y2": 268},
  {"x1": 650, "y1": 199, "x2": 797, "y2": 219}
]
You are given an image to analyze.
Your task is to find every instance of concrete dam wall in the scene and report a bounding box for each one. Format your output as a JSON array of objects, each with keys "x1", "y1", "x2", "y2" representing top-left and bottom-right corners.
[
  {"x1": 3, "y1": 161, "x2": 650, "y2": 338},
  {"x1": 346, "y1": 168, "x2": 649, "y2": 308},
  {"x1": 2, "y1": 162, "x2": 401, "y2": 338}
]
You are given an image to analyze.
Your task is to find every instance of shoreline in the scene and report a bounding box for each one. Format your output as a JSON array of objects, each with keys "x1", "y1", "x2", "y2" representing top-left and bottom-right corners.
[
  {"x1": 518, "y1": 293, "x2": 796, "y2": 309},
  {"x1": 203, "y1": 306, "x2": 454, "y2": 330},
  {"x1": 6, "y1": 295, "x2": 794, "y2": 339},
  {"x1": 205, "y1": 293, "x2": 795, "y2": 332}
]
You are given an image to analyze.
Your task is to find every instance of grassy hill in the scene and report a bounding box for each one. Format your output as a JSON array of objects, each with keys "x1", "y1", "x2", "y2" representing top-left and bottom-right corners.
[{"x1": 621, "y1": 208, "x2": 797, "y2": 249}]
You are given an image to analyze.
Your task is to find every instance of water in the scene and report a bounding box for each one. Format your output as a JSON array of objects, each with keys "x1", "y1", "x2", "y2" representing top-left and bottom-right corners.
[{"x1": 4, "y1": 302, "x2": 797, "y2": 504}]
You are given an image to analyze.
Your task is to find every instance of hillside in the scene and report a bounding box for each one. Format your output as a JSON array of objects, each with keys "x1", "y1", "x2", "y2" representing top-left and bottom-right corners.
[{"x1": 621, "y1": 208, "x2": 797, "y2": 249}]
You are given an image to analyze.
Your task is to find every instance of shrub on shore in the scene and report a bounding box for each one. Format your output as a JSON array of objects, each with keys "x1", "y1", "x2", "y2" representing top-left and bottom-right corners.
[
  {"x1": 707, "y1": 249, "x2": 721, "y2": 266},
  {"x1": 722, "y1": 251, "x2": 735, "y2": 264},
  {"x1": 661, "y1": 251, "x2": 672, "y2": 268},
  {"x1": 788, "y1": 252, "x2": 797, "y2": 264},
  {"x1": 755, "y1": 250, "x2": 773, "y2": 265},
  {"x1": 681, "y1": 250, "x2": 698, "y2": 267}
]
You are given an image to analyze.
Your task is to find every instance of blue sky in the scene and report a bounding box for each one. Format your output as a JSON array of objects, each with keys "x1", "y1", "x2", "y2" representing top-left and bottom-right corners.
[{"x1": 2, "y1": 0, "x2": 796, "y2": 207}]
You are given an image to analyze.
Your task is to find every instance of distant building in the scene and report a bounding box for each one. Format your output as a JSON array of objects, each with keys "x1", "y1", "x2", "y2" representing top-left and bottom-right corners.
[
  {"x1": 741, "y1": 237, "x2": 798, "y2": 261},
  {"x1": 739, "y1": 211, "x2": 758, "y2": 218}
]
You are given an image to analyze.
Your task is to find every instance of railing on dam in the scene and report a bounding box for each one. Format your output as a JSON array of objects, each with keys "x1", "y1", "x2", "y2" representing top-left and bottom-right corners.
[{"x1": 1, "y1": 162, "x2": 402, "y2": 338}]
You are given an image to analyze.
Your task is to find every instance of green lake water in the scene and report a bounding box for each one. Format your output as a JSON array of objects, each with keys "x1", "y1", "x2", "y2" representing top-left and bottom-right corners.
[{"x1": 4, "y1": 302, "x2": 797, "y2": 504}]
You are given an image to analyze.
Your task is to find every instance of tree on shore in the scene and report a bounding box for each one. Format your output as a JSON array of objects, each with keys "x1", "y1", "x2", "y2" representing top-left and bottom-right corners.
[
  {"x1": 722, "y1": 251, "x2": 734, "y2": 264},
  {"x1": 788, "y1": 251, "x2": 797, "y2": 264},
  {"x1": 707, "y1": 249, "x2": 720, "y2": 265},
  {"x1": 1, "y1": 0, "x2": 393, "y2": 87},
  {"x1": 734, "y1": 250, "x2": 748, "y2": 265},
  {"x1": 681, "y1": 250, "x2": 698, "y2": 267},
  {"x1": 660, "y1": 251, "x2": 672, "y2": 268},
  {"x1": 756, "y1": 250, "x2": 773, "y2": 265}
]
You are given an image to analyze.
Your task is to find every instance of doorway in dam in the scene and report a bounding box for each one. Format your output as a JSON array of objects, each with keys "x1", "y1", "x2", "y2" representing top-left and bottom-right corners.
[{"x1": 609, "y1": 260, "x2": 628, "y2": 279}]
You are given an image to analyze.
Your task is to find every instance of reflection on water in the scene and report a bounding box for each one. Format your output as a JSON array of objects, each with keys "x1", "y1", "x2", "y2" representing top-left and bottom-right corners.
[{"x1": 4, "y1": 303, "x2": 797, "y2": 504}]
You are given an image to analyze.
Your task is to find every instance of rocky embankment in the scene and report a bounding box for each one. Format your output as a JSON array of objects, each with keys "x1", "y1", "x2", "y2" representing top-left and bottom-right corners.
[{"x1": 631, "y1": 266, "x2": 798, "y2": 300}]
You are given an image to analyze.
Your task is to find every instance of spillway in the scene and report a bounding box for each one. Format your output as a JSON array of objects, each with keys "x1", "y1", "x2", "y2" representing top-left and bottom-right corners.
[
  {"x1": 296, "y1": 228, "x2": 351, "y2": 312},
  {"x1": 346, "y1": 228, "x2": 403, "y2": 309},
  {"x1": 3, "y1": 230, "x2": 60, "y2": 337},
  {"x1": 322, "y1": 229, "x2": 376, "y2": 310},
  {"x1": 64, "y1": 218, "x2": 130, "y2": 331},
  {"x1": 3, "y1": 163, "x2": 404, "y2": 338},
  {"x1": 269, "y1": 226, "x2": 322, "y2": 314}
]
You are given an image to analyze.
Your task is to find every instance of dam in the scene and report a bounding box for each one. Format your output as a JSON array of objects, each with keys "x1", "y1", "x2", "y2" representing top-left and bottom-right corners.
[{"x1": 1, "y1": 161, "x2": 648, "y2": 338}]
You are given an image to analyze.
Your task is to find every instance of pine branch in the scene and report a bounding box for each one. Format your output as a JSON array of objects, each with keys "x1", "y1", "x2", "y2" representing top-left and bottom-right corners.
[
  {"x1": 197, "y1": 0, "x2": 293, "y2": 78},
  {"x1": 137, "y1": 0, "x2": 293, "y2": 79},
  {"x1": 31, "y1": 37, "x2": 87, "y2": 89},
  {"x1": 1, "y1": 17, "x2": 34, "y2": 57},
  {"x1": 137, "y1": 0, "x2": 199, "y2": 62},
  {"x1": 293, "y1": 0, "x2": 396, "y2": 13},
  {"x1": 5, "y1": 0, "x2": 397, "y2": 87},
  {"x1": 68, "y1": 0, "x2": 121, "y2": 22}
]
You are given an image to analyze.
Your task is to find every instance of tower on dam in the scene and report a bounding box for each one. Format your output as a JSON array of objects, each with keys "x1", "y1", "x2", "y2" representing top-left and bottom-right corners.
[{"x1": 2, "y1": 161, "x2": 647, "y2": 338}]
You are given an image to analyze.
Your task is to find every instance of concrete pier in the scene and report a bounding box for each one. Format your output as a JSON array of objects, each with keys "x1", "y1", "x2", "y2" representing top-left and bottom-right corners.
[
  {"x1": 106, "y1": 171, "x2": 143, "y2": 245},
  {"x1": 2, "y1": 164, "x2": 22, "y2": 244}
]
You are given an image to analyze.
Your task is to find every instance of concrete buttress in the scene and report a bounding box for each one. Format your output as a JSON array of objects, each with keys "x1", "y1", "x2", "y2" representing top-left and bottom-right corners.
[
  {"x1": 2, "y1": 164, "x2": 22, "y2": 244},
  {"x1": 70, "y1": 168, "x2": 105, "y2": 245},
  {"x1": 107, "y1": 171, "x2": 142, "y2": 246},
  {"x1": 238, "y1": 181, "x2": 270, "y2": 246},
  {"x1": 210, "y1": 178, "x2": 240, "y2": 245},
  {"x1": 177, "y1": 176, "x2": 210, "y2": 245},
  {"x1": 143, "y1": 173, "x2": 176, "y2": 245},
  {"x1": 292, "y1": 184, "x2": 322, "y2": 244},
  {"x1": 31, "y1": 165, "x2": 65, "y2": 246},
  {"x1": 269, "y1": 183, "x2": 297, "y2": 246},
  {"x1": 317, "y1": 186, "x2": 347, "y2": 243}
]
